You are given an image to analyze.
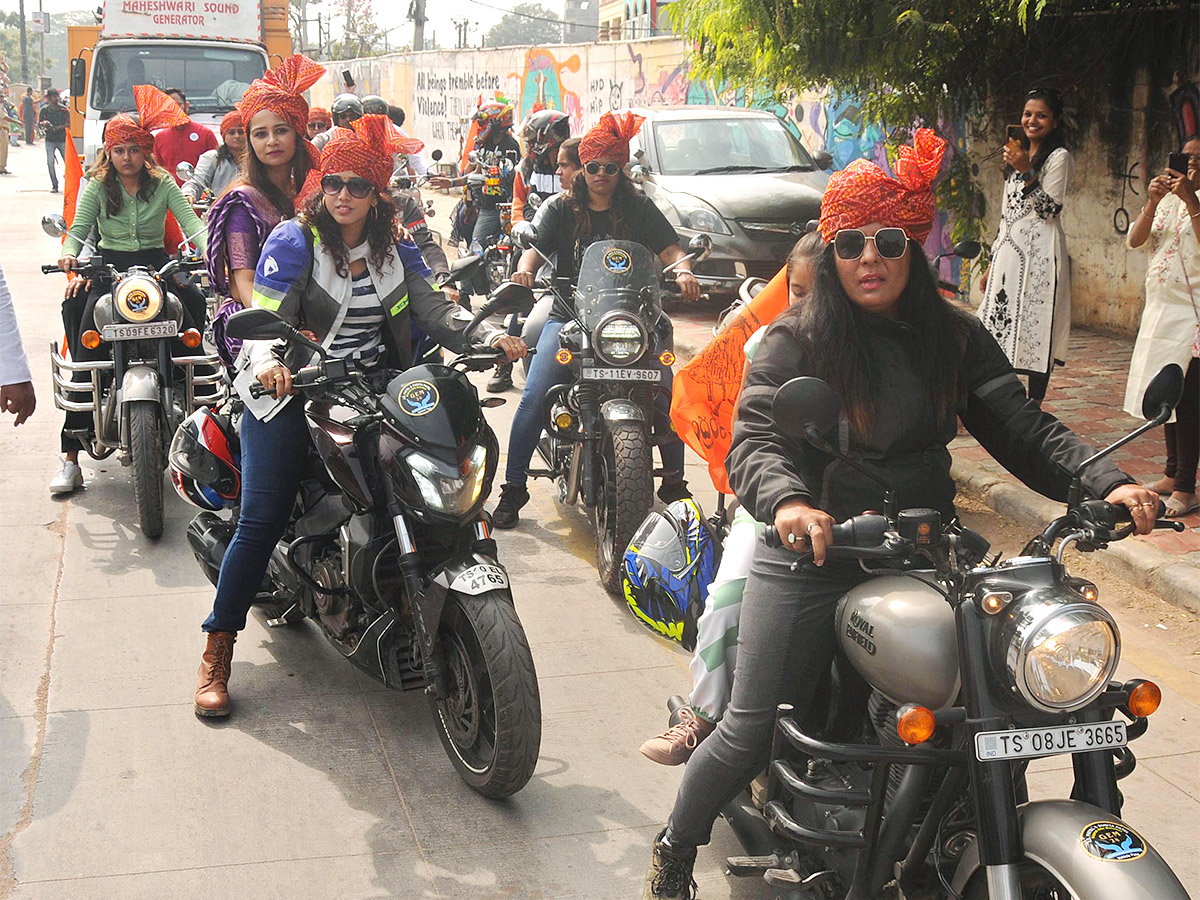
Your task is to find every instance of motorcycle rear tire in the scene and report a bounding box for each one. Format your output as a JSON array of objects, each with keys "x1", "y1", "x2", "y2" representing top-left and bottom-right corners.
[
  {"x1": 964, "y1": 861, "x2": 1071, "y2": 899},
  {"x1": 429, "y1": 591, "x2": 541, "y2": 799},
  {"x1": 129, "y1": 400, "x2": 165, "y2": 540},
  {"x1": 593, "y1": 422, "x2": 653, "y2": 595}
]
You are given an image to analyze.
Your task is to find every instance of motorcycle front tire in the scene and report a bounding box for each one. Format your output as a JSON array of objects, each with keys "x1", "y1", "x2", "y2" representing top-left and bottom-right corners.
[
  {"x1": 428, "y1": 590, "x2": 541, "y2": 799},
  {"x1": 593, "y1": 422, "x2": 653, "y2": 595},
  {"x1": 129, "y1": 400, "x2": 165, "y2": 540}
]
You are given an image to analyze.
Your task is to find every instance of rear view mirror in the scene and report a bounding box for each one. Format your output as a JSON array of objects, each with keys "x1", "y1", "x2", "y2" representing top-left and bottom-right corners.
[
  {"x1": 952, "y1": 240, "x2": 982, "y2": 260},
  {"x1": 176, "y1": 161, "x2": 195, "y2": 182},
  {"x1": 225, "y1": 308, "x2": 293, "y2": 341},
  {"x1": 772, "y1": 376, "x2": 840, "y2": 446},
  {"x1": 70, "y1": 58, "x2": 87, "y2": 99},
  {"x1": 488, "y1": 281, "x2": 536, "y2": 316},
  {"x1": 512, "y1": 221, "x2": 538, "y2": 249},
  {"x1": 431, "y1": 148, "x2": 443, "y2": 162},
  {"x1": 41, "y1": 214, "x2": 68, "y2": 237},
  {"x1": 1142, "y1": 363, "x2": 1184, "y2": 423},
  {"x1": 687, "y1": 233, "x2": 713, "y2": 262}
]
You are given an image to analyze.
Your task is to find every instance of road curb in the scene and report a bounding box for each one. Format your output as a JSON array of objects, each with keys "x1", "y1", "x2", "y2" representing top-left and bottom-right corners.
[{"x1": 952, "y1": 456, "x2": 1200, "y2": 615}]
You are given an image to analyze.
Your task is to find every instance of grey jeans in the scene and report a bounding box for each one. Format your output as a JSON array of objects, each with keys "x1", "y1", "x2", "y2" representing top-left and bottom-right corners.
[
  {"x1": 666, "y1": 542, "x2": 871, "y2": 847},
  {"x1": 45, "y1": 138, "x2": 65, "y2": 189}
]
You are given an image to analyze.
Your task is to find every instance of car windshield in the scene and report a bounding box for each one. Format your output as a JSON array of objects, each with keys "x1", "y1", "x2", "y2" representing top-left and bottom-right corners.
[
  {"x1": 90, "y1": 45, "x2": 266, "y2": 114},
  {"x1": 651, "y1": 117, "x2": 815, "y2": 176}
]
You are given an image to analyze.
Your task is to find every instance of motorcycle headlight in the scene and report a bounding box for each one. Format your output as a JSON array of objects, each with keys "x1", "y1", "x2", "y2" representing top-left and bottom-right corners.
[
  {"x1": 113, "y1": 275, "x2": 163, "y2": 323},
  {"x1": 407, "y1": 443, "x2": 488, "y2": 516},
  {"x1": 1001, "y1": 596, "x2": 1120, "y2": 712},
  {"x1": 594, "y1": 313, "x2": 648, "y2": 365}
]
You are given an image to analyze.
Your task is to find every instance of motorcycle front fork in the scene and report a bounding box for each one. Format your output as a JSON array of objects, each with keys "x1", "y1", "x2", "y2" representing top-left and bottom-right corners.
[{"x1": 391, "y1": 512, "x2": 448, "y2": 698}]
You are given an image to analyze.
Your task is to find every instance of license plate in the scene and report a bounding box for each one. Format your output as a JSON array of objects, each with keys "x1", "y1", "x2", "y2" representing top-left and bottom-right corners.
[
  {"x1": 975, "y1": 720, "x2": 1126, "y2": 762},
  {"x1": 580, "y1": 367, "x2": 661, "y2": 382},
  {"x1": 101, "y1": 321, "x2": 178, "y2": 342},
  {"x1": 449, "y1": 564, "x2": 510, "y2": 595}
]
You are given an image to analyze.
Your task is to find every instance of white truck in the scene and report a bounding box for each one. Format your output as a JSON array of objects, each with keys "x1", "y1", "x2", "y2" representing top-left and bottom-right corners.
[{"x1": 67, "y1": 0, "x2": 290, "y2": 163}]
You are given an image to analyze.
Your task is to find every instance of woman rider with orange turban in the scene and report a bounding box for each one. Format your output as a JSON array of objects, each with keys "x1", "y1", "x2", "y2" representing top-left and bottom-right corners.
[{"x1": 641, "y1": 130, "x2": 1160, "y2": 899}]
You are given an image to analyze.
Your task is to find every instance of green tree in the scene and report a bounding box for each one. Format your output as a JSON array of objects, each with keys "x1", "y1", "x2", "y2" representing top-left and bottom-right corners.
[{"x1": 484, "y1": 3, "x2": 563, "y2": 48}]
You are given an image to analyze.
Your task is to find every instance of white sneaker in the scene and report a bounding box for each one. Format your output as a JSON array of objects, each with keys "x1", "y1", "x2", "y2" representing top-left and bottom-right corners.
[{"x1": 49, "y1": 459, "x2": 84, "y2": 494}]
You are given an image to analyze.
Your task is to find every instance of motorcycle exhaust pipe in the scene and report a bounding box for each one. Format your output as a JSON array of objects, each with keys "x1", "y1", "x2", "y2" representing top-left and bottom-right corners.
[
  {"x1": 186, "y1": 512, "x2": 235, "y2": 588},
  {"x1": 721, "y1": 790, "x2": 780, "y2": 860}
]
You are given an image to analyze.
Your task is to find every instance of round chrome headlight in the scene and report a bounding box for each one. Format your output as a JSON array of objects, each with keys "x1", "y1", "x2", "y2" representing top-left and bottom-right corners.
[
  {"x1": 1001, "y1": 595, "x2": 1119, "y2": 712},
  {"x1": 594, "y1": 313, "x2": 647, "y2": 365},
  {"x1": 114, "y1": 275, "x2": 163, "y2": 323}
]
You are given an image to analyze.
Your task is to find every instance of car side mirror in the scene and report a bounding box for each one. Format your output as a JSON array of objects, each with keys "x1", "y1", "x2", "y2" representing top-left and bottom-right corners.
[
  {"x1": 176, "y1": 161, "x2": 195, "y2": 182},
  {"x1": 812, "y1": 150, "x2": 834, "y2": 170},
  {"x1": 952, "y1": 240, "x2": 982, "y2": 260},
  {"x1": 431, "y1": 148, "x2": 443, "y2": 162},
  {"x1": 42, "y1": 213, "x2": 68, "y2": 237},
  {"x1": 70, "y1": 58, "x2": 86, "y2": 98},
  {"x1": 512, "y1": 220, "x2": 538, "y2": 249},
  {"x1": 772, "y1": 376, "x2": 841, "y2": 447},
  {"x1": 1142, "y1": 363, "x2": 1185, "y2": 424},
  {"x1": 687, "y1": 233, "x2": 713, "y2": 262}
]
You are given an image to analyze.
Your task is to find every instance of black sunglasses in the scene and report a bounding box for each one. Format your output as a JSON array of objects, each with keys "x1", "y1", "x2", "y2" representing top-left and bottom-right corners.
[
  {"x1": 833, "y1": 227, "x2": 909, "y2": 261},
  {"x1": 585, "y1": 161, "x2": 620, "y2": 176},
  {"x1": 321, "y1": 175, "x2": 375, "y2": 199}
]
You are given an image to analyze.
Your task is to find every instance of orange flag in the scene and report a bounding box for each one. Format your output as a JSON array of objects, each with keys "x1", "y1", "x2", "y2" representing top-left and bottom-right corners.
[
  {"x1": 62, "y1": 133, "x2": 85, "y2": 229},
  {"x1": 670, "y1": 265, "x2": 792, "y2": 494}
]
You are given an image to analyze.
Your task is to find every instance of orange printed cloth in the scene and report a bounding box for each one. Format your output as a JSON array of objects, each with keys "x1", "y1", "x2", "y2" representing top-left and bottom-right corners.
[
  {"x1": 302, "y1": 114, "x2": 410, "y2": 199},
  {"x1": 817, "y1": 128, "x2": 947, "y2": 242},
  {"x1": 219, "y1": 109, "x2": 244, "y2": 135},
  {"x1": 239, "y1": 54, "x2": 325, "y2": 137},
  {"x1": 103, "y1": 85, "x2": 188, "y2": 154},
  {"x1": 580, "y1": 110, "x2": 644, "y2": 165},
  {"x1": 670, "y1": 266, "x2": 792, "y2": 494}
]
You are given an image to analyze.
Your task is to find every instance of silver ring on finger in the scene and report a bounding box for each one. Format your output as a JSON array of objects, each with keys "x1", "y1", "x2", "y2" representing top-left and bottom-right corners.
[{"x1": 787, "y1": 532, "x2": 796, "y2": 545}]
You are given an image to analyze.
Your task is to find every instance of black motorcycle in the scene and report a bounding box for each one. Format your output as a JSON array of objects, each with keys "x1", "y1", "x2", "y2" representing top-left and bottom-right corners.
[
  {"x1": 42, "y1": 216, "x2": 225, "y2": 538},
  {"x1": 512, "y1": 230, "x2": 712, "y2": 593},
  {"x1": 698, "y1": 366, "x2": 1191, "y2": 899},
  {"x1": 183, "y1": 298, "x2": 541, "y2": 797}
]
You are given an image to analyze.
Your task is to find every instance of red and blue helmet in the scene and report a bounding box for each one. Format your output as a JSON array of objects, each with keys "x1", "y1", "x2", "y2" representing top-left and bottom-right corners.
[{"x1": 168, "y1": 407, "x2": 241, "y2": 511}]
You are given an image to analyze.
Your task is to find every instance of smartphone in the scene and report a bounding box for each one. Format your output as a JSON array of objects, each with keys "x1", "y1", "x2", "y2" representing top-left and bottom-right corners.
[
  {"x1": 1168, "y1": 151, "x2": 1189, "y2": 175},
  {"x1": 341, "y1": 69, "x2": 355, "y2": 89},
  {"x1": 1006, "y1": 125, "x2": 1024, "y2": 143}
]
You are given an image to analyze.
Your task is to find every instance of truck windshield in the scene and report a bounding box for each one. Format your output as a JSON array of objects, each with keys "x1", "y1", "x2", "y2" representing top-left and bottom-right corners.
[
  {"x1": 90, "y1": 45, "x2": 266, "y2": 115},
  {"x1": 651, "y1": 117, "x2": 816, "y2": 176}
]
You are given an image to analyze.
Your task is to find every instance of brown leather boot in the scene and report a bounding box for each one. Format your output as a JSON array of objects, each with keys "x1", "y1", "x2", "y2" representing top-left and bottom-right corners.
[{"x1": 195, "y1": 631, "x2": 236, "y2": 717}]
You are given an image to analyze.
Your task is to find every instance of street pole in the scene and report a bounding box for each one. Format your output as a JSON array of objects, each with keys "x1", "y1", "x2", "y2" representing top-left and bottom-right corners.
[
  {"x1": 17, "y1": 0, "x2": 29, "y2": 83},
  {"x1": 38, "y1": 0, "x2": 44, "y2": 85},
  {"x1": 412, "y1": 0, "x2": 426, "y2": 51}
]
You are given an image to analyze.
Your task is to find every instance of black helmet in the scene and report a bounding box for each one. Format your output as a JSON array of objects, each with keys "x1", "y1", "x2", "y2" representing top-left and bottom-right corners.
[
  {"x1": 521, "y1": 110, "x2": 570, "y2": 166},
  {"x1": 361, "y1": 94, "x2": 388, "y2": 116},
  {"x1": 331, "y1": 93, "x2": 363, "y2": 123}
]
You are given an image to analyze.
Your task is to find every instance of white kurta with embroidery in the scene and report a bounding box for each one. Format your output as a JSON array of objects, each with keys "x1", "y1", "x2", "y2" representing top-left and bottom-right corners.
[
  {"x1": 978, "y1": 147, "x2": 1074, "y2": 375},
  {"x1": 1122, "y1": 194, "x2": 1200, "y2": 422}
]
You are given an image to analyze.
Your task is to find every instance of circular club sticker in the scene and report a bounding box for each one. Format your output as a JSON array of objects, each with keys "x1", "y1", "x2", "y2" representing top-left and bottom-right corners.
[
  {"x1": 397, "y1": 380, "x2": 439, "y2": 416},
  {"x1": 1080, "y1": 821, "x2": 1147, "y2": 862},
  {"x1": 602, "y1": 247, "x2": 632, "y2": 274}
]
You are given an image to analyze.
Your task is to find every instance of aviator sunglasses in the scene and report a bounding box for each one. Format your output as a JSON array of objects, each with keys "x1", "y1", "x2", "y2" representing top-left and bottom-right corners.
[
  {"x1": 833, "y1": 227, "x2": 909, "y2": 260},
  {"x1": 321, "y1": 175, "x2": 375, "y2": 199},
  {"x1": 584, "y1": 161, "x2": 621, "y2": 176}
]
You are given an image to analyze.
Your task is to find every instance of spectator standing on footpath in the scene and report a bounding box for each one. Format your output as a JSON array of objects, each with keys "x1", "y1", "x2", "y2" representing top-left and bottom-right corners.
[
  {"x1": 155, "y1": 88, "x2": 218, "y2": 185},
  {"x1": 1124, "y1": 134, "x2": 1200, "y2": 518},
  {"x1": 38, "y1": 88, "x2": 71, "y2": 193},
  {"x1": 20, "y1": 87, "x2": 36, "y2": 145},
  {"x1": 0, "y1": 95, "x2": 18, "y2": 174},
  {"x1": 977, "y1": 87, "x2": 1073, "y2": 403},
  {"x1": 0, "y1": 263, "x2": 36, "y2": 427}
]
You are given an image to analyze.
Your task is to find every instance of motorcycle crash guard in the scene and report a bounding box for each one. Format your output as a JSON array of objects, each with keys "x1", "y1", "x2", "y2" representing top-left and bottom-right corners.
[
  {"x1": 600, "y1": 398, "x2": 645, "y2": 426},
  {"x1": 951, "y1": 799, "x2": 1191, "y2": 899},
  {"x1": 120, "y1": 364, "x2": 160, "y2": 404}
]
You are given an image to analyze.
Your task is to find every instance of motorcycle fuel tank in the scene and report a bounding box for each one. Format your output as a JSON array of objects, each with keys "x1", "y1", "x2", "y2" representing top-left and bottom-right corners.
[{"x1": 836, "y1": 575, "x2": 959, "y2": 710}]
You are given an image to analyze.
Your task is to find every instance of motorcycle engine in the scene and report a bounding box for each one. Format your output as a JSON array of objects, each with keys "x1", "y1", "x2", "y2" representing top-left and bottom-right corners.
[{"x1": 311, "y1": 551, "x2": 355, "y2": 641}]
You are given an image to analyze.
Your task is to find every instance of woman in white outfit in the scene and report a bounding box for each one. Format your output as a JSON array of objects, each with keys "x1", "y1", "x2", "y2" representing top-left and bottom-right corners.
[
  {"x1": 1123, "y1": 135, "x2": 1200, "y2": 518},
  {"x1": 978, "y1": 87, "x2": 1073, "y2": 402}
]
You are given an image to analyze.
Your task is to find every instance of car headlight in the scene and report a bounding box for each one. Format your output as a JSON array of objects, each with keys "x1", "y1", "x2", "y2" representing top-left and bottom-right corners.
[
  {"x1": 113, "y1": 275, "x2": 163, "y2": 323},
  {"x1": 670, "y1": 194, "x2": 732, "y2": 235},
  {"x1": 1001, "y1": 595, "x2": 1120, "y2": 712},
  {"x1": 594, "y1": 313, "x2": 648, "y2": 365},
  {"x1": 407, "y1": 443, "x2": 488, "y2": 516}
]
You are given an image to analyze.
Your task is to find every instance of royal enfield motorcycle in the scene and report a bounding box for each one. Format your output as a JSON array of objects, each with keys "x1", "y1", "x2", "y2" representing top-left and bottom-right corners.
[
  {"x1": 687, "y1": 365, "x2": 1192, "y2": 899},
  {"x1": 42, "y1": 215, "x2": 225, "y2": 538},
  {"x1": 177, "y1": 299, "x2": 541, "y2": 797},
  {"x1": 512, "y1": 229, "x2": 712, "y2": 593}
]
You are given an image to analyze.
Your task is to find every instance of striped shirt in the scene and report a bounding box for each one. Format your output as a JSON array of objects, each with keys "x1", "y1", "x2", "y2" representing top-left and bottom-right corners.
[{"x1": 329, "y1": 269, "x2": 385, "y2": 366}]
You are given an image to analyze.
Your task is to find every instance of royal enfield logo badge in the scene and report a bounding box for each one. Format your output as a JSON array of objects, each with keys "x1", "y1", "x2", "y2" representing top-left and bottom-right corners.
[
  {"x1": 602, "y1": 248, "x2": 632, "y2": 274},
  {"x1": 1080, "y1": 821, "x2": 1147, "y2": 861},
  {"x1": 398, "y1": 380, "x2": 440, "y2": 416}
]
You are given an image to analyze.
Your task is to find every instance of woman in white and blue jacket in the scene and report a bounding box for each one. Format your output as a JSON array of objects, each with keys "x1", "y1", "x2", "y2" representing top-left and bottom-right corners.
[{"x1": 194, "y1": 116, "x2": 527, "y2": 717}]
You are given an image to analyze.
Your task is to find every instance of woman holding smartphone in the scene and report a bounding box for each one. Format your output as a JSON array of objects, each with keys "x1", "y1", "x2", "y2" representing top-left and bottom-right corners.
[{"x1": 977, "y1": 86, "x2": 1073, "y2": 403}]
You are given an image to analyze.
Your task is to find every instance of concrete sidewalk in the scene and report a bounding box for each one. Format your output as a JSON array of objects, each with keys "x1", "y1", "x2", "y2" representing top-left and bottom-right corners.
[{"x1": 669, "y1": 311, "x2": 1200, "y2": 613}]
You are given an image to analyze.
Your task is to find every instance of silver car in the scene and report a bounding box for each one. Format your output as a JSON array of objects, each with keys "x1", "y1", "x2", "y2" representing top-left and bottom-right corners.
[{"x1": 623, "y1": 106, "x2": 831, "y2": 297}]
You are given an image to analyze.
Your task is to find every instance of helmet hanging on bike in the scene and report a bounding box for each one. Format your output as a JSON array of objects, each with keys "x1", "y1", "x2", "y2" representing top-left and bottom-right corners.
[
  {"x1": 521, "y1": 110, "x2": 570, "y2": 167},
  {"x1": 168, "y1": 407, "x2": 242, "y2": 511}
]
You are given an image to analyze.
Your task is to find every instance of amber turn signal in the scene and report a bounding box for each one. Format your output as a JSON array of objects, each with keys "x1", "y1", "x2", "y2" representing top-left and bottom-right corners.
[
  {"x1": 80, "y1": 329, "x2": 102, "y2": 350},
  {"x1": 1126, "y1": 680, "x2": 1162, "y2": 718},
  {"x1": 555, "y1": 349, "x2": 573, "y2": 365},
  {"x1": 896, "y1": 704, "x2": 936, "y2": 745},
  {"x1": 180, "y1": 328, "x2": 202, "y2": 349},
  {"x1": 659, "y1": 350, "x2": 676, "y2": 367},
  {"x1": 554, "y1": 411, "x2": 574, "y2": 430}
]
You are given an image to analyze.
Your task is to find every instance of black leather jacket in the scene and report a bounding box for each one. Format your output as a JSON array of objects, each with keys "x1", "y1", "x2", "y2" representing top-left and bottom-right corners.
[{"x1": 729, "y1": 309, "x2": 1132, "y2": 524}]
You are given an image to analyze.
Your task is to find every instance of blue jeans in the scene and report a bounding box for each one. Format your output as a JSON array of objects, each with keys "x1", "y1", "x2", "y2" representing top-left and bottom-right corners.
[
  {"x1": 503, "y1": 319, "x2": 686, "y2": 487},
  {"x1": 203, "y1": 401, "x2": 309, "y2": 633},
  {"x1": 45, "y1": 139, "x2": 65, "y2": 190}
]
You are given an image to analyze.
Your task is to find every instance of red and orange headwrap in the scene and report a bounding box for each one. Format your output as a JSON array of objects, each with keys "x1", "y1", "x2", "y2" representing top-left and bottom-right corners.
[
  {"x1": 103, "y1": 84, "x2": 189, "y2": 154},
  {"x1": 220, "y1": 109, "x2": 244, "y2": 136},
  {"x1": 239, "y1": 53, "x2": 325, "y2": 139},
  {"x1": 308, "y1": 106, "x2": 331, "y2": 126},
  {"x1": 818, "y1": 128, "x2": 947, "y2": 243},
  {"x1": 302, "y1": 114, "x2": 424, "y2": 200},
  {"x1": 580, "y1": 110, "x2": 644, "y2": 166}
]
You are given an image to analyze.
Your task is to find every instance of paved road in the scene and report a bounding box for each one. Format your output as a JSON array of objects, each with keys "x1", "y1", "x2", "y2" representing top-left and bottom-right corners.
[{"x1": 0, "y1": 144, "x2": 1196, "y2": 899}]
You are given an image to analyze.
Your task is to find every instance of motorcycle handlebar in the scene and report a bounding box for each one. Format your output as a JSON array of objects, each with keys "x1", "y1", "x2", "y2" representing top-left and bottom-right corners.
[{"x1": 762, "y1": 514, "x2": 891, "y2": 551}]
